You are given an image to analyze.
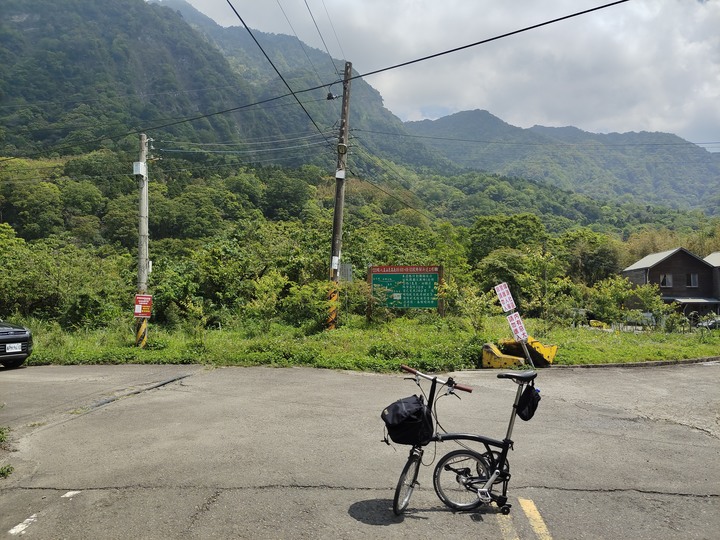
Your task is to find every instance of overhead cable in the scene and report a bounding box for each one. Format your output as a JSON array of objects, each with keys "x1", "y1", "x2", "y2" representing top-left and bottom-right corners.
[
  {"x1": 223, "y1": 0, "x2": 333, "y2": 147},
  {"x1": 302, "y1": 0, "x2": 341, "y2": 75}
]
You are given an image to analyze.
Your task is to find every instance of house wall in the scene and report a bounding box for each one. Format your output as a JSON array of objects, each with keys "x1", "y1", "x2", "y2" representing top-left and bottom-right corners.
[{"x1": 647, "y1": 251, "x2": 714, "y2": 298}]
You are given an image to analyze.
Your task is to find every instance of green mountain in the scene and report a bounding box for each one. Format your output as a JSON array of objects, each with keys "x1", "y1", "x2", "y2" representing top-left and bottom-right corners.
[
  {"x1": 2, "y1": 0, "x2": 718, "y2": 218},
  {"x1": 405, "y1": 110, "x2": 720, "y2": 213},
  {"x1": 152, "y1": 0, "x2": 452, "y2": 172},
  {"x1": 0, "y1": 0, "x2": 275, "y2": 154},
  {"x1": 1, "y1": 0, "x2": 450, "y2": 172}
]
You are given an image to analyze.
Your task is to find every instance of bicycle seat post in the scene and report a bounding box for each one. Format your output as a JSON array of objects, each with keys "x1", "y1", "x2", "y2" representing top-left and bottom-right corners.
[{"x1": 504, "y1": 381, "x2": 525, "y2": 441}]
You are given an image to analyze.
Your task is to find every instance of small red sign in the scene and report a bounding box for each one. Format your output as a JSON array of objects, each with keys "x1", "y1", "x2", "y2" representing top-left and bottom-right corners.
[{"x1": 134, "y1": 294, "x2": 153, "y2": 318}]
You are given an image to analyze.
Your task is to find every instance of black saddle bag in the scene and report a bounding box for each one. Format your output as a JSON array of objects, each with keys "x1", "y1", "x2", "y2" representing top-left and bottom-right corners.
[{"x1": 516, "y1": 381, "x2": 541, "y2": 421}]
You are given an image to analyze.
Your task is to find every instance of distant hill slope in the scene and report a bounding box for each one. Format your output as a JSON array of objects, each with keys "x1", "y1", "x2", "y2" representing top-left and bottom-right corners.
[
  {"x1": 405, "y1": 110, "x2": 720, "y2": 213},
  {"x1": 154, "y1": 0, "x2": 454, "y2": 172},
  {"x1": 1, "y1": 0, "x2": 450, "y2": 172},
  {"x1": 0, "y1": 0, "x2": 277, "y2": 153}
]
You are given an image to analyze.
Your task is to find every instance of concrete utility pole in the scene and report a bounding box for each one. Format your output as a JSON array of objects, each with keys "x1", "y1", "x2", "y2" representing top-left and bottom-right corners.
[
  {"x1": 327, "y1": 61, "x2": 352, "y2": 330},
  {"x1": 137, "y1": 133, "x2": 149, "y2": 293},
  {"x1": 134, "y1": 133, "x2": 150, "y2": 347}
]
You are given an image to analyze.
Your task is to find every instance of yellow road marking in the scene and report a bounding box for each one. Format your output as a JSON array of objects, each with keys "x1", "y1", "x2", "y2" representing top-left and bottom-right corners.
[
  {"x1": 497, "y1": 513, "x2": 520, "y2": 540},
  {"x1": 518, "y1": 497, "x2": 553, "y2": 540}
]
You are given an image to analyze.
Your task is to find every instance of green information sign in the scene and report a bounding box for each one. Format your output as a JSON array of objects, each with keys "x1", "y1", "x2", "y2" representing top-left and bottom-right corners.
[{"x1": 370, "y1": 266, "x2": 442, "y2": 309}]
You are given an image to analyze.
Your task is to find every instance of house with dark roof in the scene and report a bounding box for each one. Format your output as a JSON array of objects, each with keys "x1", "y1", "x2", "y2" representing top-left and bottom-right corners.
[{"x1": 622, "y1": 248, "x2": 720, "y2": 316}]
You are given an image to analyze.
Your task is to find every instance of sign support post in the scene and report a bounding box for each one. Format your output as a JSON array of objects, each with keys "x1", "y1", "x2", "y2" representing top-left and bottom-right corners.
[{"x1": 494, "y1": 282, "x2": 534, "y2": 367}]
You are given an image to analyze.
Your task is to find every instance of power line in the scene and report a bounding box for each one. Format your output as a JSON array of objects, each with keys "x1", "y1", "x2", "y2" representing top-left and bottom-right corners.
[
  {"x1": 302, "y1": 0, "x2": 341, "y2": 75},
  {"x1": 158, "y1": 140, "x2": 330, "y2": 156},
  {"x1": 352, "y1": 128, "x2": 719, "y2": 151},
  {"x1": 320, "y1": 0, "x2": 346, "y2": 63},
  {"x1": 159, "y1": 130, "x2": 334, "y2": 148},
  {"x1": 276, "y1": 0, "x2": 326, "y2": 86},
  {"x1": 351, "y1": 1, "x2": 631, "y2": 83},
  {"x1": 224, "y1": 0, "x2": 333, "y2": 147},
  {"x1": 350, "y1": 140, "x2": 434, "y2": 222}
]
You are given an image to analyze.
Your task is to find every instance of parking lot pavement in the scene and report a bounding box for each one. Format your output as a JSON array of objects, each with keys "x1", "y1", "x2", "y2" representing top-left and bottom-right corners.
[{"x1": 1, "y1": 362, "x2": 719, "y2": 539}]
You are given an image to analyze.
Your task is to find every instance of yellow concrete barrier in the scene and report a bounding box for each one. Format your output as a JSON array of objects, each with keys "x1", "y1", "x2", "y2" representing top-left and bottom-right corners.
[{"x1": 496, "y1": 335, "x2": 558, "y2": 367}]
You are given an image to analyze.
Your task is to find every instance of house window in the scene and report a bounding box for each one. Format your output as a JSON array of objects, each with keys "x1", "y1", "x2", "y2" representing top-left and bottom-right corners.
[
  {"x1": 686, "y1": 273, "x2": 698, "y2": 288},
  {"x1": 659, "y1": 273, "x2": 673, "y2": 287}
]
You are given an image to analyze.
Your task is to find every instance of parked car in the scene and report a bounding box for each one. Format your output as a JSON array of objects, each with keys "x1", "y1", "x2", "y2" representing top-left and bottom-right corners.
[
  {"x1": 696, "y1": 317, "x2": 720, "y2": 330},
  {"x1": 0, "y1": 320, "x2": 33, "y2": 368}
]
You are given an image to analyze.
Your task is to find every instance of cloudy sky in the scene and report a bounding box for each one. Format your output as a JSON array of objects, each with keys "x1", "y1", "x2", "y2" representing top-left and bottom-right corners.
[{"x1": 183, "y1": 0, "x2": 719, "y2": 149}]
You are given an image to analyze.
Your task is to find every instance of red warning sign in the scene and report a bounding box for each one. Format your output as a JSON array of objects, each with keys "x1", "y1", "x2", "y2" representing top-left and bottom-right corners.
[{"x1": 134, "y1": 294, "x2": 153, "y2": 318}]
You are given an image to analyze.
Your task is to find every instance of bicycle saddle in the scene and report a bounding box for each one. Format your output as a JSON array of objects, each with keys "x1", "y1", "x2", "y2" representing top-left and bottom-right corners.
[{"x1": 497, "y1": 371, "x2": 537, "y2": 383}]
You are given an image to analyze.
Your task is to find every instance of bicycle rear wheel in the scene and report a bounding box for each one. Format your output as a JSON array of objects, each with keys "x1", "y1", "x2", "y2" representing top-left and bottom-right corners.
[
  {"x1": 393, "y1": 450, "x2": 422, "y2": 515},
  {"x1": 433, "y1": 449, "x2": 489, "y2": 511}
]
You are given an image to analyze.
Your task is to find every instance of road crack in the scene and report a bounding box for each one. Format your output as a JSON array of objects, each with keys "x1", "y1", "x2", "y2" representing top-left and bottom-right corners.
[
  {"x1": 187, "y1": 489, "x2": 222, "y2": 530},
  {"x1": 520, "y1": 485, "x2": 719, "y2": 499}
]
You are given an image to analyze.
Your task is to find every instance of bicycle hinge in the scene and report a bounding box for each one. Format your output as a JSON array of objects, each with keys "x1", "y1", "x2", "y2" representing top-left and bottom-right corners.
[{"x1": 477, "y1": 489, "x2": 492, "y2": 503}]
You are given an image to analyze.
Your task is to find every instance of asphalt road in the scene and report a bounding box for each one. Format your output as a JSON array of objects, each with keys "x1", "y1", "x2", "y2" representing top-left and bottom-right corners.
[{"x1": 1, "y1": 362, "x2": 718, "y2": 539}]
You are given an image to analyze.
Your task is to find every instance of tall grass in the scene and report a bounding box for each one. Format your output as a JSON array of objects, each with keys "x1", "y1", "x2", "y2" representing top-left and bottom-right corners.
[{"x1": 19, "y1": 314, "x2": 720, "y2": 372}]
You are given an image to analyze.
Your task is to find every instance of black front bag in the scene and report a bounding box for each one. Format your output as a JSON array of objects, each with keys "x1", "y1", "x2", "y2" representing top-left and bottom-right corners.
[{"x1": 381, "y1": 395, "x2": 433, "y2": 446}]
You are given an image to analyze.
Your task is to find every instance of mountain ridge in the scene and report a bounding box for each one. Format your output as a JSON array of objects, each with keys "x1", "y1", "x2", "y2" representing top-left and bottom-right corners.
[{"x1": 404, "y1": 109, "x2": 720, "y2": 213}]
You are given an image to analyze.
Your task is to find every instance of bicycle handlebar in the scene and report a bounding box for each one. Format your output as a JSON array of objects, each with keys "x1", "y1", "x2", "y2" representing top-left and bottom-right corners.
[{"x1": 400, "y1": 364, "x2": 473, "y2": 393}]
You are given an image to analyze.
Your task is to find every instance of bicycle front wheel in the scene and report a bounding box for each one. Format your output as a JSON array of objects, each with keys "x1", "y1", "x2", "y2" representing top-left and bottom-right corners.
[
  {"x1": 393, "y1": 450, "x2": 422, "y2": 515},
  {"x1": 433, "y1": 449, "x2": 489, "y2": 511}
]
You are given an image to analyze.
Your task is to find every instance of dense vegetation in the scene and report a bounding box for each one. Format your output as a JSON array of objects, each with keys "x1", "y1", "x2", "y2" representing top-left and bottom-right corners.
[{"x1": 3, "y1": 152, "x2": 720, "y2": 344}]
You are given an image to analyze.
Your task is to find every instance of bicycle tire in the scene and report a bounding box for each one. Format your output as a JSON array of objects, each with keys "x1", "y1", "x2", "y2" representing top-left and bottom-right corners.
[
  {"x1": 393, "y1": 451, "x2": 422, "y2": 515},
  {"x1": 433, "y1": 449, "x2": 489, "y2": 511}
]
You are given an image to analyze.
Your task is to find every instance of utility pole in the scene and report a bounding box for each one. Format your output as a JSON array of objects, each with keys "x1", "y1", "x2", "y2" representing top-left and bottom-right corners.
[
  {"x1": 327, "y1": 61, "x2": 352, "y2": 330},
  {"x1": 134, "y1": 133, "x2": 150, "y2": 347}
]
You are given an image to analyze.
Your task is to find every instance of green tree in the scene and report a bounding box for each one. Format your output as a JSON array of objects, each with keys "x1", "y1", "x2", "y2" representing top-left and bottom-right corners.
[
  {"x1": 588, "y1": 275, "x2": 634, "y2": 324},
  {"x1": 63, "y1": 150, "x2": 134, "y2": 198},
  {"x1": 474, "y1": 248, "x2": 537, "y2": 310},
  {"x1": 260, "y1": 171, "x2": 313, "y2": 220},
  {"x1": 468, "y1": 213, "x2": 546, "y2": 265},
  {"x1": 554, "y1": 228, "x2": 623, "y2": 285},
  {"x1": 173, "y1": 184, "x2": 226, "y2": 239},
  {"x1": 8, "y1": 181, "x2": 63, "y2": 239},
  {"x1": 60, "y1": 179, "x2": 106, "y2": 217},
  {"x1": 102, "y1": 194, "x2": 137, "y2": 248}
]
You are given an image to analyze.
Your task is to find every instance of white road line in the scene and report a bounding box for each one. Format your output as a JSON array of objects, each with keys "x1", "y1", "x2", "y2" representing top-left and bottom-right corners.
[{"x1": 8, "y1": 514, "x2": 37, "y2": 535}]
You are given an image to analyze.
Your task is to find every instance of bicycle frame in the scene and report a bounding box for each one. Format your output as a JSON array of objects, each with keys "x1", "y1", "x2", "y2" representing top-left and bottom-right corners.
[
  {"x1": 397, "y1": 364, "x2": 534, "y2": 511},
  {"x1": 433, "y1": 380, "x2": 526, "y2": 504}
]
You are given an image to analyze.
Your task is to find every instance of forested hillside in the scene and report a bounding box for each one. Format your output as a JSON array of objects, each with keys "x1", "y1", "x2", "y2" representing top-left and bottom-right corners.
[
  {"x1": 3, "y1": 0, "x2": 717, "y2": 214},
  {"x1": 156, "y1": 0, "x2": 451, "y2": 172},
  {"x1": 405, "y1": 110, "x2": 720, "y2": 213},
  {"x1": 0, "y1": 0, "x2": 271, "y2": 154},
  {"x1": 1, "y1": 0, "x2": 450, "y2": 173}
]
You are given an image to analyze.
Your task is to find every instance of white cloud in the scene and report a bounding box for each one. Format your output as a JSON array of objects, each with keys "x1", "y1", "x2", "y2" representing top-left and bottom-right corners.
[{"x1": 182, "y1": 0, "x2": 720, "y2": 147}]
